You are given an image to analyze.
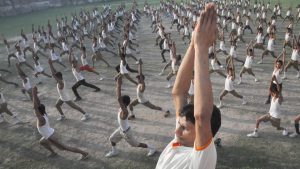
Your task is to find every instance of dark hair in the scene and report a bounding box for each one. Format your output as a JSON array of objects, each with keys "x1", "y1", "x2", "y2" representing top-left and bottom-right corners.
[
  {"x1": 276, "y1": 60, "x2": 283, "y2": 65},
  {"x1": 177, "y1": 55, "x2": 182, "y2": 61},
  {"x1": 38, "y1": 104, "x2": 47, "y2": 115},
  {"x1": 122, "y1": 95, "x2": 131, "y2": 107},
  {"x1": 54, "y1": 72, "x2": 63, "y2": 80},
  {"x1": 81, "y1": 46, "x2": 86, "y2": 51},
  {"x1": 179, "y1": 104, "x2": 221, "y2": 137},
  {"x1": 136, "y1": 74, "x2": 145, "y2": 80}
]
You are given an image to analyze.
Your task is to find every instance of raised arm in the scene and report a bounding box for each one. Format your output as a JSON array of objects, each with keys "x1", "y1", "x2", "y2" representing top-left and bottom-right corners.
[
  {"x1": 172, "y1": 37, "x2": 196, "y2": 117},
  {"x1": 32, "y1": 86, "x2": 45, "y2": 124},
  {"x1": 193, "y1": 3, "x2": 216, "y2": 147},
  {"x1": 32, "y1": 86, "x2": 40, "y2": 111},
  {"x1": 15, "y1": 63, "x2": 25, "y2": 76},
  {"x1": 48, "y1": 58, "x2": 57, "y2": 75},
  {"x1": 116, "y1": 77, "x2": 129, "y2": 120}
]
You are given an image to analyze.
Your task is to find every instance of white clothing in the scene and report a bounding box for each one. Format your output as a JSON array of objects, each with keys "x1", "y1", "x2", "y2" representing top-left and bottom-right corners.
[
  {"x1": 171, "y1": 60, "x2": 178, "y2": 72},
  {"x1": 237, "y1": 27, "x2": 242, "y2": 35},
  {"x1": 50, "y1": 51, "x2": 59, "y2": 61},
  {"x1": 244, "y1": 56, "x2": 253, "y2": 69},
  {"x1": 291, "y1": 49, "x2": 299, "y2": 61},
  {"x1": 231, "y1": 22, "x2": 236, "y2": 30},
  {"x1": 33, "y1": 42, "x2": 39, "y2": 52},
  {"x1": 37, "y1": 115, "x2": 55, "y2": 139},
  {"x1": 34, "y1": 62, "x2": 44, "y2": 73},
  {"x1": 208, "y1": 46, "x2": 213, "y2": 54},
  {"x1": 211, "y1": 59, "x2": 220, "y2": 70},
  {"x1": 184, "y1": 26, "x2": 189, "y2": 36},
  {"x1": 267, "y1": 39, "x2": 274, "y2": 51},
  {"x1": 269, "y1": 98, "x2": 281, "y2": 119},
  {"x1": 0, "y1": 93, "x2": 6, "y2": 104},
  {"x1": 81, "y1": 55, "x2": 88, "y2": 66},
  {"x1": 23, "y1": 77, "x2": 31, "y2": 91},
  {"x1": 156, "y1": 139, "x2": 216, "y2": 169},
  {"x1": 62, "y1": 42, "x2": 69, "y2": 51},
  {"x1": 120, "y1": 60, "x2": 128, "y2": 74},
  {"x1": 163, "y1": 39, "x2": 169, "y2": 50},
  {"x1": 272, "y1": 69, "x2": 282, "y2": 84},
  {"x1": 92, "y1": 44, "x2": 100, "y2": 53},
  {"x1": 229, "y1": 46, "x2": 236, "y2": 58},
  {"x1": 246, "y1": 19, "x2": 249, "y2": 26},
  {"x1": 188, "y1": 80, "x2": 194, "y2": 95},
  {"x1": 57, "y1": 81, "x2": 71, "y2": 101},
  {"x1": 220, "y1": 41, "x2": 225, "y2": 51},
  {"x1": 285, "y1": 33, "x2": 290, "y2": 41},
  {"x1": 99, "y1": 38, "x2": 106, "y2": 48},
  {"x1": 16, "y1": 51, "x2": 26, "y2": 63},
  {"x1": 72, "y1": 68, "x2": 84, "y2": 81},
  {"x1": 256, "y1": 34, "x2": 263, "y2": 43},
  {"x1": 117, "y1": 108, "x2": 130, "y2": 132},
  {"x1": 137, "y1": 84, "x2": 148, "y2": 103},
  {"x1": 225, "y1": 75, "x2": 234, "y2": 91}
]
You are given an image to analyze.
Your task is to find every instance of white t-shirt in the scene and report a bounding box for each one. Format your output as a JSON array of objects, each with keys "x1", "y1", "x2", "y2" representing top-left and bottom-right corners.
[{"x1": 156, "y1": 138, "x2": 216, "y2": 169}]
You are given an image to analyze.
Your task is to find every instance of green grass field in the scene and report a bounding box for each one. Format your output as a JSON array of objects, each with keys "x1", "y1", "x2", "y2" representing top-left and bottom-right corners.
[
  {"x1": 0, "y1": 0, "x2": 299, "y2": 39},
  {"x1": 0, "y1": 0, "x2": 161, "y2": 39}
]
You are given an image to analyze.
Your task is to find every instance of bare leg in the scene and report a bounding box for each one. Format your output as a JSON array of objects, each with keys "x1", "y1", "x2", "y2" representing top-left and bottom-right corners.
[
  {"x1": 123, "y1": 74, "x2": 138, "y2": 85},
  {"x1": 55, "y1": 99, "x2": 65, "y2": 116},
  {"x1": 65, "y1": 101, "x2": 86, "y2": 115}
]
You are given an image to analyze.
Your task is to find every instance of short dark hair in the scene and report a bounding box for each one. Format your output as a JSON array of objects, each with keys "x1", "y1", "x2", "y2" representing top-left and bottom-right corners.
[
  {"x1": 54, "y1": 72, "x2": 63, "y2": 80},
  {"x1": 179, "y1": 104, "x2": 221, "y2": 137},
  {"x1": 122, "y1": 95, "x2": 131, "y2": 107},
  {"x1": 136, "y1": 74, "x2": 145, "y2": 80},
  {"x1": 38, "y1": 104, "x2": 47, "y2": 115},
  {"x1": 276, "y1": 60, "x2": 283, "y2": 65}
]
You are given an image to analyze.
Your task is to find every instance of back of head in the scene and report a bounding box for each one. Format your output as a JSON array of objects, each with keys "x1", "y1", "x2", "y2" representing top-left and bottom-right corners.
[
  {"x1": 179, "y1": 104, "x2": 221, "y2": 137},
  {"x1": 38, "y1": 104, "x2": 47, "y2": 116},
  {"x1": 54, "y1": 72, "x2": 63, "y2": 80},
  {"x1": 122, "y1": 95, "x2": 131, "y2": 107}
]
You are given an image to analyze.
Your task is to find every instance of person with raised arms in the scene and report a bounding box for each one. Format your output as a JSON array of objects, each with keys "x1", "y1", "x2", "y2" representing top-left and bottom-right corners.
[{"x1": 156, "y1": 4, "x2": 221, "y2": 169}]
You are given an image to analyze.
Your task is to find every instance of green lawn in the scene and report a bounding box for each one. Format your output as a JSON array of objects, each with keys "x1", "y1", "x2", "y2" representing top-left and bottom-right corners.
[
  {"x1": 0, "y1": 0, "x2": 161, "y2": 39},
  {"x1": 0, "y1": 0, "x2": 299, "y2": 39}
]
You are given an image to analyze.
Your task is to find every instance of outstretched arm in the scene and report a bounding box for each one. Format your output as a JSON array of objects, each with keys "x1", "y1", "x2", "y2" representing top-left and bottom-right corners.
[{"x1": 193, "y1": 3, "x2": 216, "y2": 147}]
